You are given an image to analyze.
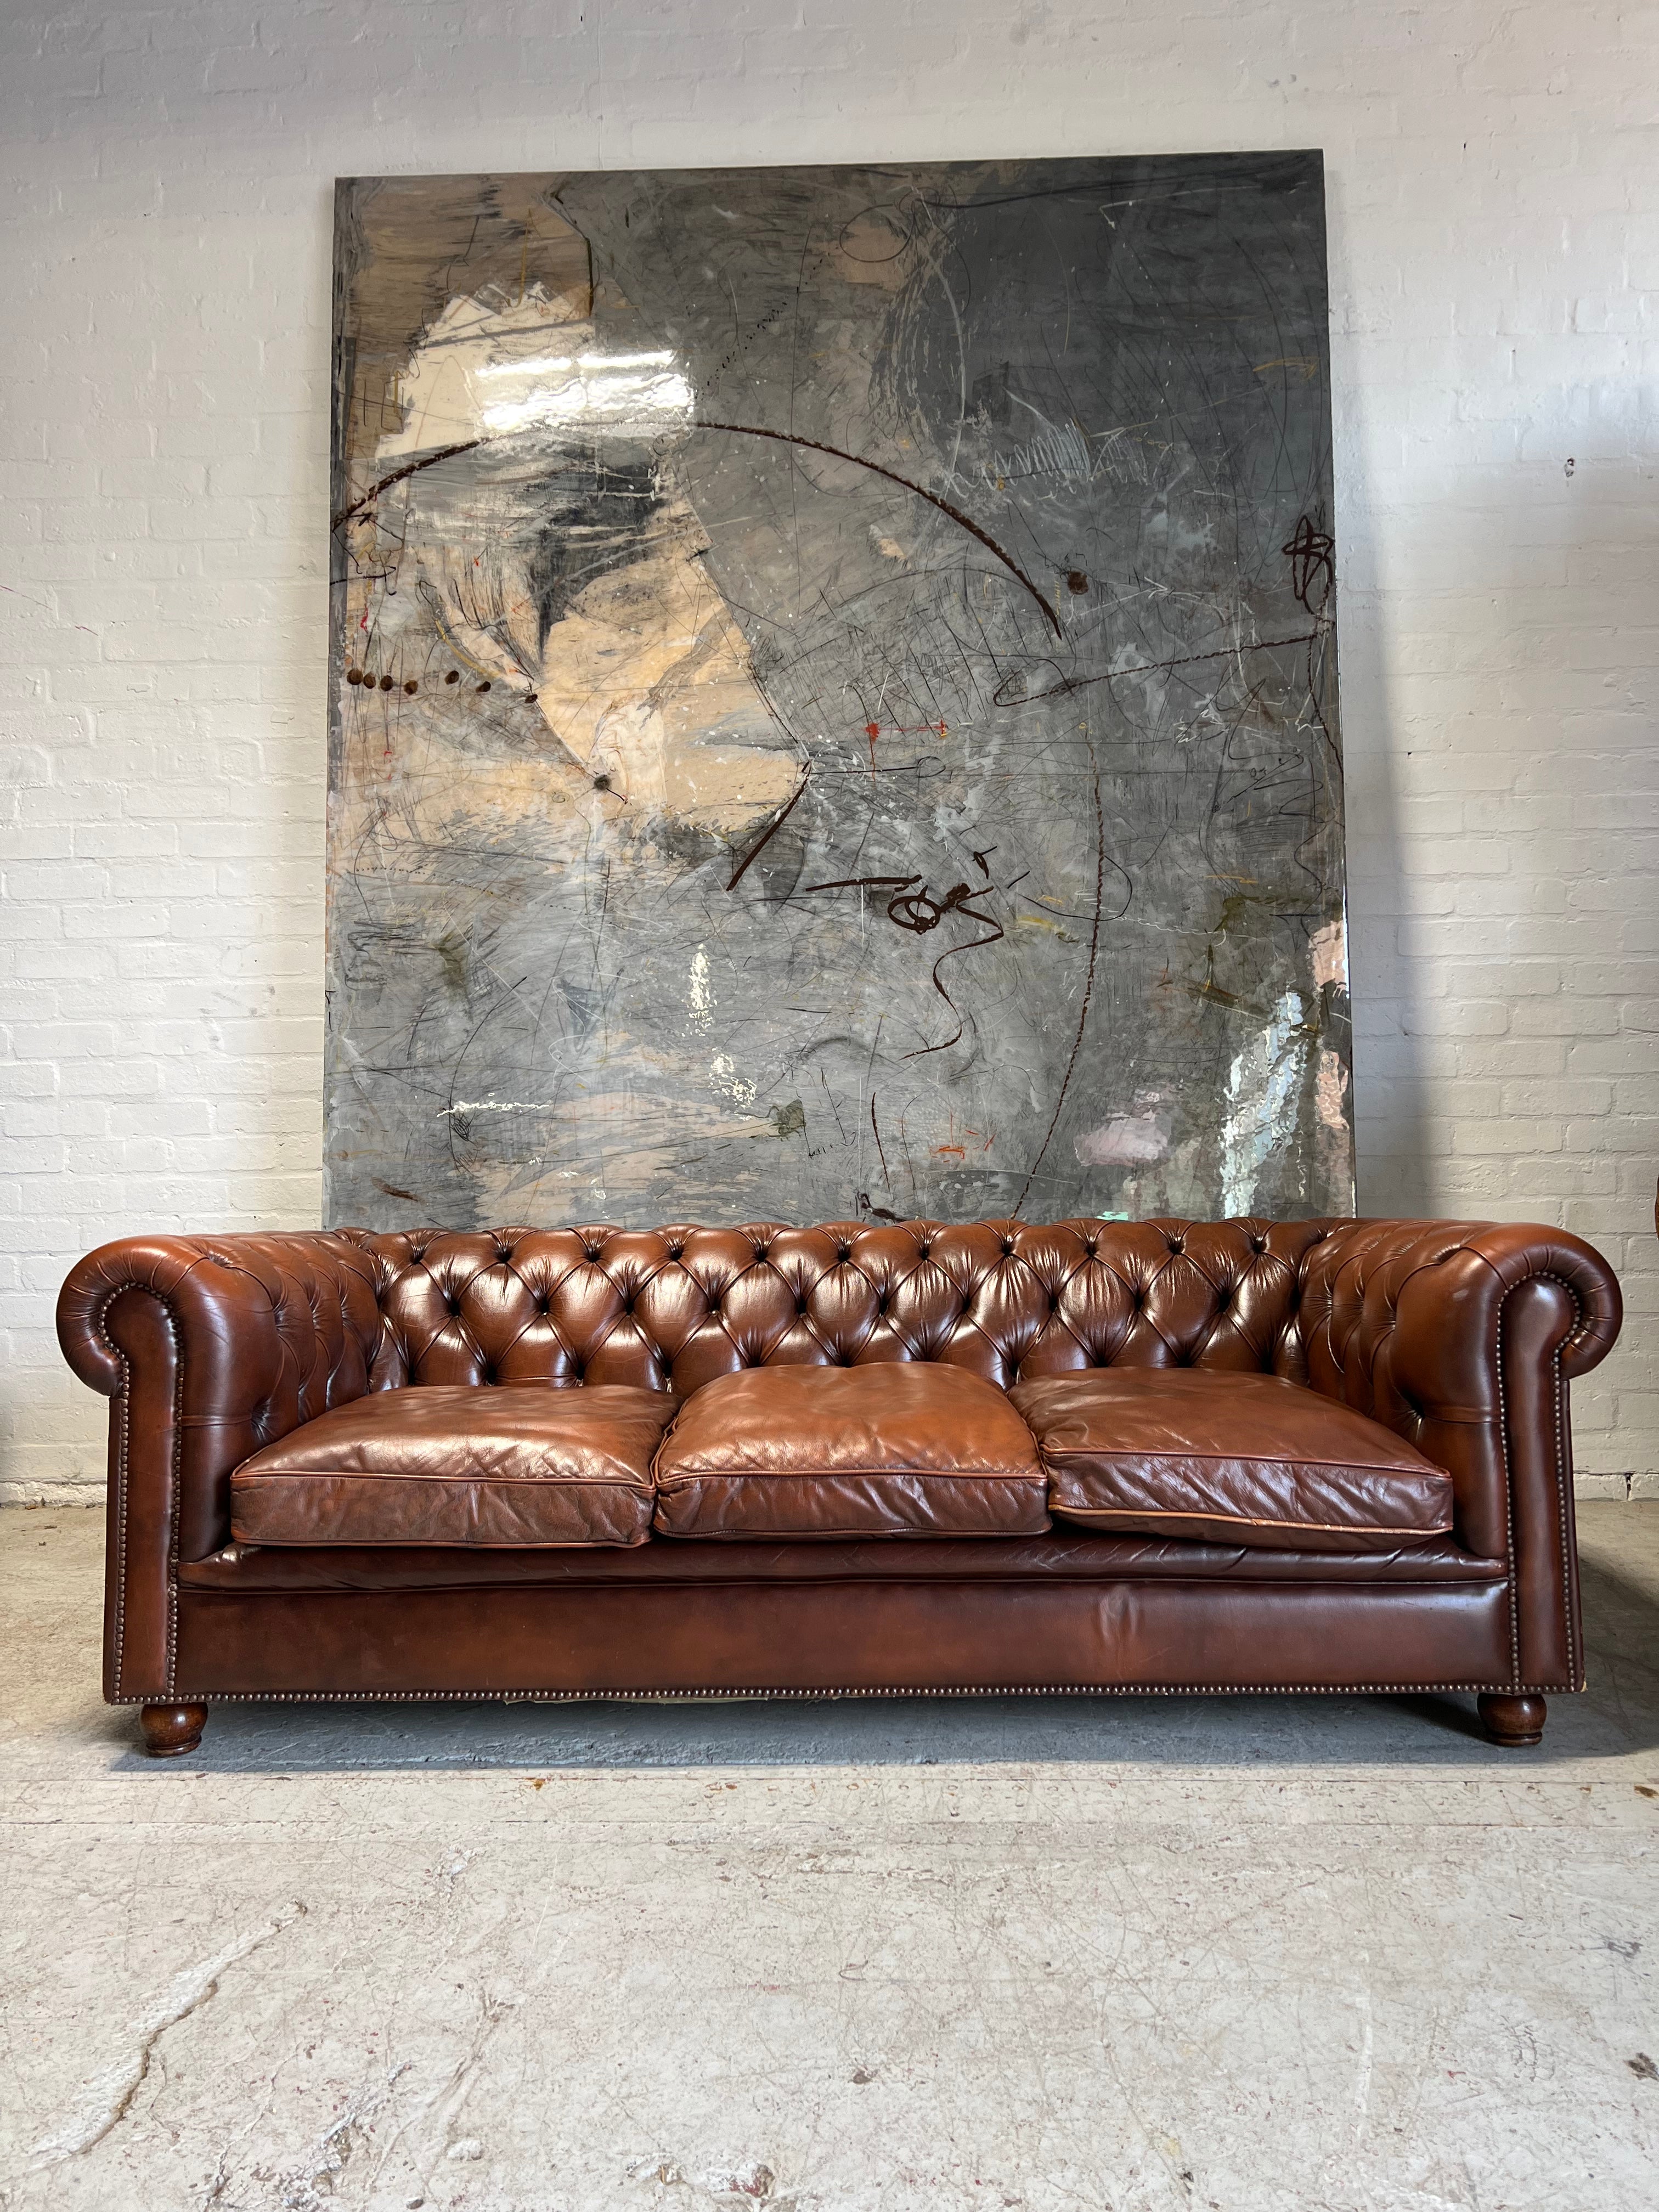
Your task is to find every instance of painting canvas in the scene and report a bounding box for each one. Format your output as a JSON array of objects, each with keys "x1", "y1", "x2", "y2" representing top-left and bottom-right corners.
[{"x1": 325, "y1": 155, "x2": 1352, "y2": 1231}]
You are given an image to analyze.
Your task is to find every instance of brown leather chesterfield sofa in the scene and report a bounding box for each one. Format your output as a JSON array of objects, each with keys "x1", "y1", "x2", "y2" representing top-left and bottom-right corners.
[{"x1": 56, "y1": 1215, "x2": 1622, "y2": 1758}]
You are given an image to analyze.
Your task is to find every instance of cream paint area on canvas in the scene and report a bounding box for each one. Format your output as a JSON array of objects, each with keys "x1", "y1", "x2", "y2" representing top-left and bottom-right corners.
[
  {"x1": 447, "y1": 1079, "x2": 781, "y2": 1221},
  {"x1": 364, "y1": 281, "x2": 799, "y2": 839},
  {"x1": 527, "y1": 540, "x2": 800, "y2": 823}
]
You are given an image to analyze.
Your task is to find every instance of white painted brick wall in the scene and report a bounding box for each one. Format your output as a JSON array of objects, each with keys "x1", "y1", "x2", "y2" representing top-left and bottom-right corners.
[{"x1": 2, "y1": 1, "x2": 1655, "y2": 1503}]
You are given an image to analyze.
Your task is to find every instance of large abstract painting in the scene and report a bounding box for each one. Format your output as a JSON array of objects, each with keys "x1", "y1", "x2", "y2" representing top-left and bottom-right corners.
[{"x1": 325, "y1": 155, "x2": 1352, "y2": 1230}]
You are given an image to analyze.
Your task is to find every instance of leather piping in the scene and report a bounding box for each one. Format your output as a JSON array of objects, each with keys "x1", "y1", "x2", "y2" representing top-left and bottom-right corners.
[
  {"x1": 1496, "y1": 1276, "x2": 1520, "y2": 1687},
  {"x1": 656, "y1": 1468, "x2": 1040, "y2": 1484},
  {"x1": 1042, "y1": 1446, "x2": 1444, "y2": 1474},
  {"x1": 1049, "y1": 1505, "x2": 1447, "y2": 1536},
  {"x1": 651, "y1": 1528, "x2": 1050, "y2": 1543},
  {"x1": 1544, "y1": 1282, "x2": 1578, "y2": 1685},
  {"x1": 238, "y1": 1472, "x2": 657, "y2": 1491},
  {"x1": 95, "y1": 1279, "x2": 189, "y2": 1701},
  {"x1": 1489, "y1": 1267, "x2": 1583, "y2": 1692},
  {"x1": 166, "y1": 1319, "x2": 183, "y2": 1696},
  {"x1": 110, "y1": 1332, "x2": 129, "y2": 1701},
  {"x1": 230, "y1": 1535, "x2": 657, "y2": 1551}
]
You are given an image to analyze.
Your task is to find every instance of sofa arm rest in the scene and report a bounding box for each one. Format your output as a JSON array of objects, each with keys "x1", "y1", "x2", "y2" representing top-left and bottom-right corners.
[
  {"x1": 57, "y1": 1232, "x2": 386, "y2": 1700},
  {"x1": 1297, "y1": 1219, "x2": 1622, "y2": 1689}
]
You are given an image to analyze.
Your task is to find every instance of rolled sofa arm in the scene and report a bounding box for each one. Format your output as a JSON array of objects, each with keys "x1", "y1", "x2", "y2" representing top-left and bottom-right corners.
[
  {"x1": 57, "y1": 1232, "x2": 387, "y2": 1700},
  {"x1": 1297, "y1": 1219, "x2": 1622, "y2": 1690}
]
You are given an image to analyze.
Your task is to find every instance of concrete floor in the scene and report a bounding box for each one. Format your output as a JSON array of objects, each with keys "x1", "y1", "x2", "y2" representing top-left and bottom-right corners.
[{"x1": 1, "y1": 1511, "x2": 1656, "y2": 2212}]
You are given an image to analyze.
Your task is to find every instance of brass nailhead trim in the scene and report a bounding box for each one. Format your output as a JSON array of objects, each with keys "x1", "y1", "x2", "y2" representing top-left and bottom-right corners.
[
  {"x1": 94, "y1": 1230, "x2": 1601, "y2": 1713},
  {"x1": 122, "y1": 1677, "x2": 1578, "y2": 1707}
]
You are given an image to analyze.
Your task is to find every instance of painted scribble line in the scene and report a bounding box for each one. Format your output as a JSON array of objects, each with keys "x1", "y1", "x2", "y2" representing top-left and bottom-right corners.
[
  {"x1": 335, "y1": 420, "x2": 1065, "y2": 652},
  {"x1": 1282, "y1": 515, "x2": 1334, "y2": 613},
  {"x1": 696, "y1": 420, "x2": 1063, "y2": 638},
  {"x1": 332, "y1": 440, "x2": 483, "y2": 529},
  {"x1": 726, "y1": 761, "x2": 813, "y2": 890},
  {"x1": 795, "y1": 871, "x2": 1008, "y2": 1058},
  {"x1": 1014, "y1": 763, "x2": 1107, "y2": 1210},
  {"x1": 995, "y1": 625, "x2": 1329, "y2": 708},
  {"x1": 905, "y1": 891, "x2": 1006, "y2": 1059}
]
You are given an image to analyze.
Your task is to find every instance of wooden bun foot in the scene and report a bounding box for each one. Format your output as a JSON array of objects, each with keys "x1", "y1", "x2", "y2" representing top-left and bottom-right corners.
[
  {"x1": 139, "y1": 1702, "x2": 208, "y2": 1757},
  {"x1": 1478, "y1": 1692, "x2": 1547, "y2": 1747}
]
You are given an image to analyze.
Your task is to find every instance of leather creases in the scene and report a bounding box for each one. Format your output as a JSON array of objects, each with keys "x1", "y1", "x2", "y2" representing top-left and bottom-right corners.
[
  {"x1": 1011, "y1": 1368, "x2": 1454, "y2": 1553},
  {"x1": 230, "y1": 1383, "x2": 674, "y2": 1548},
  {"x1": 54, "y1": 1215, "x2": 1623, "y2": 1700},
  {"x1": 652, "y1": 1363, "x2": 1051, "y2": 1539}
]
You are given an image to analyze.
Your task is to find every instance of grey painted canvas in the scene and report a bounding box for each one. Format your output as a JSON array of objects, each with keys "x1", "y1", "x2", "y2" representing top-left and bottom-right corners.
[{"x1": 326, "y1": 156, "x2": 1352, "y2": 1231}]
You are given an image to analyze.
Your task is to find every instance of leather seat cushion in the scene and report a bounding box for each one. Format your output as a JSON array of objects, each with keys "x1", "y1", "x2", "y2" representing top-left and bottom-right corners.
[
  {"x1": 230, "y1": 1384, "x2": 675, "y2": 1548},
  {"x1": 652, "y1": 1364, "x2": 1051, "y2": 1539},
  {"x1": 1009, "y1": 1369, "x2": 1454, "y2": 1553}
]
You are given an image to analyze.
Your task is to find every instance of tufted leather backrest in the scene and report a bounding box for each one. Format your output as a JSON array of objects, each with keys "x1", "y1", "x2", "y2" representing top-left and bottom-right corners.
[{"x1": 341, "y1": 1217, "x2": 1338, "y2": 1398}]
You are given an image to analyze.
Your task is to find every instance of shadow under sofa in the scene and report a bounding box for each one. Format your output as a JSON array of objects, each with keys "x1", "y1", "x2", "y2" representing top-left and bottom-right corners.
[{"x1": 54, "y1": 1214, "x2": 1622, "y2": 1757}]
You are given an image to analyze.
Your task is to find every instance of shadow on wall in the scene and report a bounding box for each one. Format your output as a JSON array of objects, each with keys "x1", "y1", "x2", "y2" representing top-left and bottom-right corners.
[
  {"x1": 1345, "y1": 422, "x2": 1651, "y2": 1226},
  {"x1": 1324, "y1": 162, "x2": 1428, "y2": 1221}
]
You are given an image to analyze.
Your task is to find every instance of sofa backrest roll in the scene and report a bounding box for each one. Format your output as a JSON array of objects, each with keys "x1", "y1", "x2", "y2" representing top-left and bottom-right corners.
[{"x1": 345, "y1": 1217, "x2": 1339, "y2": 1398}]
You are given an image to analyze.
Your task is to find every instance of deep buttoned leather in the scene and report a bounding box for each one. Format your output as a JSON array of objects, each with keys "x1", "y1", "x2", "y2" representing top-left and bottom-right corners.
[
  {"x1": 652, "y1": 1364, "x2": 1049, "y2": 1539},
  {"x1": 341, "y1": 1217, "x2": 1336, "y2": 1395},
  {"x1": 1011, "y1": 1368, "x2": 1452, "y2": 1551},
  {"x1": 57, "y1": 1214, "x2": 1623, "y2": 1700},
  {"x1": 230, "y1": 1384, "x2": 672, "y2": 1548}
]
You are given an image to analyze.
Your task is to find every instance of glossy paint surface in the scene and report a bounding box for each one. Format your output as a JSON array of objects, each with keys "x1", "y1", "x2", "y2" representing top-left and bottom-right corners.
[{"x1": 325, "y1": 158, "x2": 1352, "y2": 1229}]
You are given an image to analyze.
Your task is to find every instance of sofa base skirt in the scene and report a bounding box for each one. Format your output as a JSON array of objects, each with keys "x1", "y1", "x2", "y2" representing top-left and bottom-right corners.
[{"x1": 157, "y1": 1575, "x2": 1535, "y2": 1702}]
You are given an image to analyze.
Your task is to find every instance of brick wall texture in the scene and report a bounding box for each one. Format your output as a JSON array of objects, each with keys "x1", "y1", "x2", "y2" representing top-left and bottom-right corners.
[{"x1": 2, "y1": 2, "x2": 1655, "y2": 1503}]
